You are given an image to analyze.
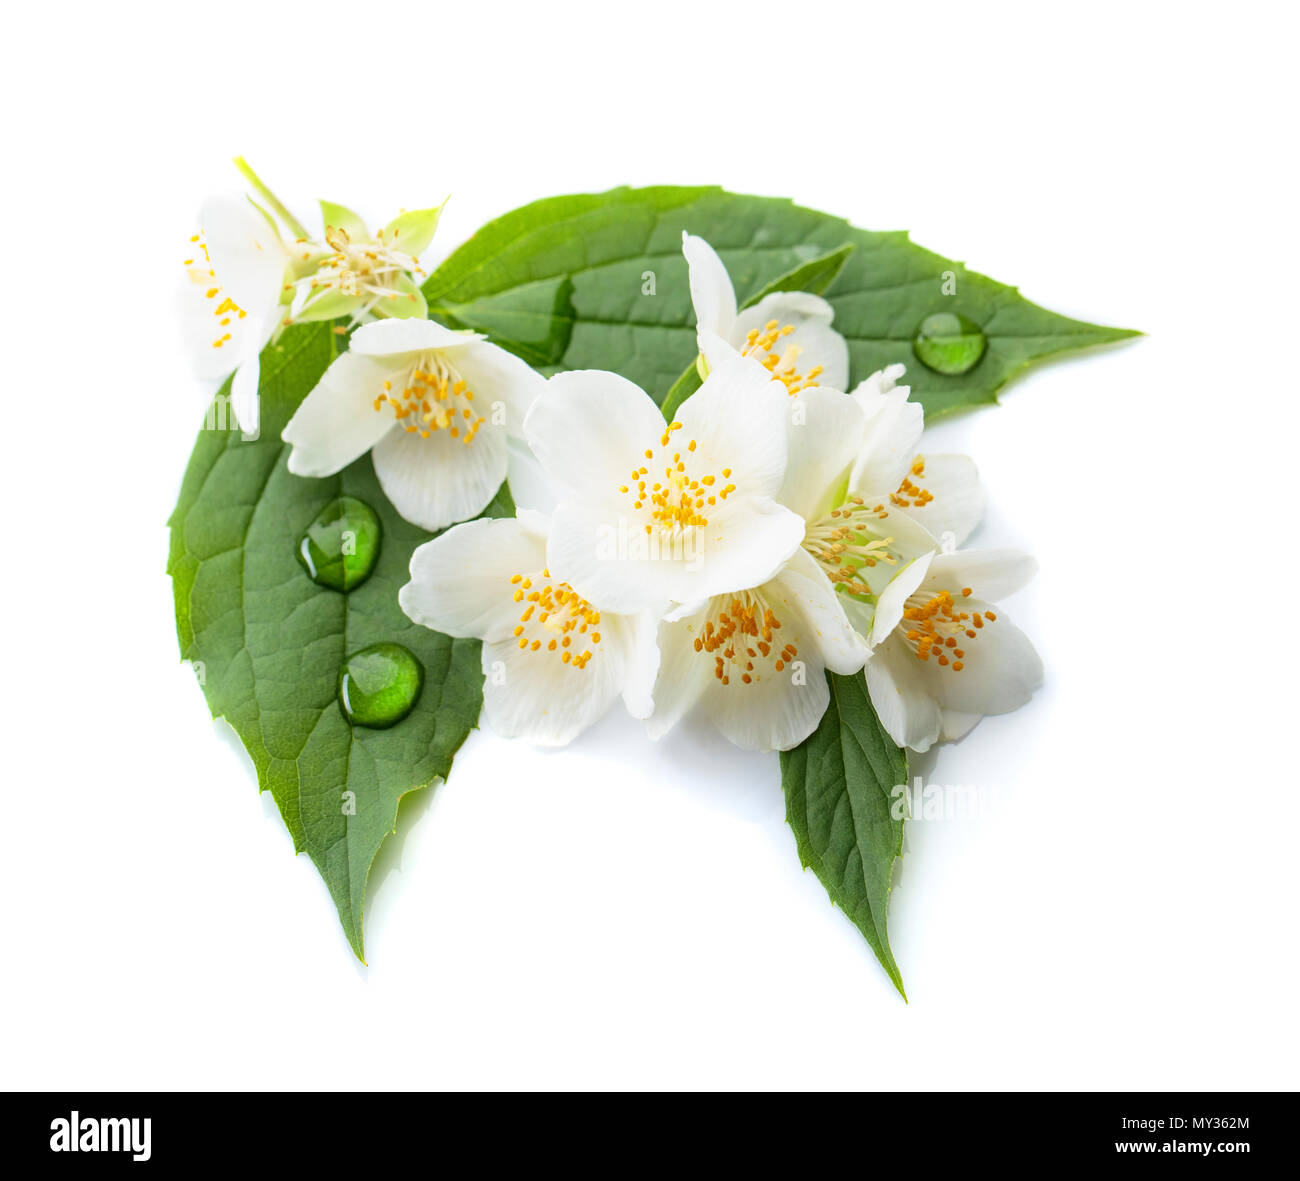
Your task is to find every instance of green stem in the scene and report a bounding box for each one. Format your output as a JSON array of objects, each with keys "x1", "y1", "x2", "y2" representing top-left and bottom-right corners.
[{"x1": 232, "y1": 156, "x2": 311, "y2": 241}]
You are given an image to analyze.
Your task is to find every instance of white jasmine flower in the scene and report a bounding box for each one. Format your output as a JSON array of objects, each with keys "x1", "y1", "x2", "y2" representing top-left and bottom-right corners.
[
  {"x1": 283, "y1": 319, "x2": 546, "y2": 532},
  {"x1": 774, "y1": 368, "x2": 984, "y2": 644},
  {"x1": 682, "y1": 232, "x2": 849, "y2": 393},
  {"x1": 778, "y1": 371, "x2": 1040, "y2": 752},
  {"x1": 864, "y1": 549, "x2": 1043, "y2": 752},
  {"x1": 644, "y1": 546, "x2": 868, "y2": 752},
  {"x1": 291, "y1": 199, "x2": 444, "y2": 325},
  {"x1": 399, "y1": 512, "x2": 658, "y2": 745},
  {"x1": 522, "y1": 350, "x2": 806, "y2": 615},
  {"x1": 180, "y1": 193, "x2": 294, "y2": 435},
  {"x1": 845, "y1": 363, "x2": 984, "y2": 547}
]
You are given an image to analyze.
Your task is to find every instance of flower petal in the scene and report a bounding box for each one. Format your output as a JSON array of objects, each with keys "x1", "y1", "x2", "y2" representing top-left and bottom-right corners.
[
  {"x1": 453, "y1": 338, "x2": 547, "y2": 437},
  {"x1": 778, "y1": 385, "x2": 866, "y2": 520},
  {"x1": 349, "y1": 318, "x2": 482, "y2": 358},
  {"x1": 546, "y1": 495, "x2": 804, "y2": 615},
  {"x1": 896, "y1": 453, "x2": 985, "y2": 546},
  {"x1": 839, "y1": 509, "x2": 943, "y2": 605},
  {"x1": 840, "y1": 594, "x2": 876, "y2": 647},
  {"x1": 523, "y1": 369, "x2": 668, "y2": 501},
  {"x1": 941, "y1": 710, "x2": 982, "y2": 742},
  {"x1": 767, "y1": 547, "x2": 868, "y2": 675},
  {"x1": 698, "y1": 646, "x2": 830, "y2": 752},
  {"x1": 372, "y1": 417, "x2": 507, "y2": 532},
  {"x1": 506, "y1": 437, "x2": 565, "y2": 515},
  {"x1": 925, "y1": 549, "x2": 1038, "y2": 602},
  {"x1": 230, "y1": 349, "x2": 262, "y2": 438},
  {"x1": 865, "y1": 635, "x2": 944, "y2": 752},
  {"x1": 697, "y1": 328, "x2": 742, "y2": 378},
  {"x1": 869, "y1": 551, "x2": 935, "y2": 648},
  {"x1": 675, "y1": 349, "x2": 792, "y2": 500},
  {"x1": 928, "y1": 606, "x2": 1043, "y2": 718},
  {"x1": 644, "y1": 606, "x2": 717, "y2": 741},
  {"x1": 853, "y1": 362, "x2": 906, "y2": 400},
  {"x1": 200, "y1": 194, "x2": 288, "y2": 318},
  {"x1": 282, "y1": 352, "x2": 401, "y2": 477},
  {"x1": 176, "y1": 269, "x2": 273, "y2": 380},
  {"x1": 621, "y1": 608, "x2": 664, "y2": 721},
  {"x1": 399, "y1": 516, "x2": 546, "y2": 642},
  {"x1": 849, "y1": 380, "x2": 924, "y2": 497},
  {"x1": 682, "y1": 232, "x2": 737, "y2": 343},
  {"x1": 481, "y1": 630, "x2": 626, "y2": 746},
  {"x1": 734, "y1": 291, "x2": 849, "y2": 392}
]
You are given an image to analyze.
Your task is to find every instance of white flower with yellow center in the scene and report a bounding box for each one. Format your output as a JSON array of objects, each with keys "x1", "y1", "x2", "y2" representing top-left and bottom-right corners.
[
  {"x1": 780, "y1": 368, "x2": 986, "y2": 642},
  {"x1": 291, "y1": 199, "x2": 444, "y2": 325},
  {"x1": 863, "y1": 549, "x2": 1043, "y2": 752},
  {"x1": 643, "y1": 545, "x2": 868, "y2": 752},
  {"x1": 522, "y1": 350, "x2": 806, "y2": 614},
  {"x1": 283, "y1": 319, "x2": 546, "y2": 532},
  {"x1": 399, "y1": 512, "x2": 658, "y2": 745},
  {"x1": 682, "y1": 232, "x2": 849, "y2": 394},
  {"x1": 180, "y1": 193, "x2": 293, "y2": 436},
  {"x1": 771, "y1": 369, "x2": 1040, "y2": 750}
]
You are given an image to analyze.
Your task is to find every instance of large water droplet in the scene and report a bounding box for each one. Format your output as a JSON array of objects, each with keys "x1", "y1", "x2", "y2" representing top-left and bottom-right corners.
[
  {"x1": 338, "y1": 643, "x2": 422, "y2": 729},
  {"x1": 297, "y1": 496, "x2": 381, "y2": 591},
  {"x1": 911, "y1": 311, "x2": 988, "y2": 376}
]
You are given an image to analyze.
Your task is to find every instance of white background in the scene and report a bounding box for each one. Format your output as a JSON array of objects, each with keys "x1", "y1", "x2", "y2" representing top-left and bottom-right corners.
[{"x1": 1, "y1": 0, "x2": 1296, "y2": 1091}]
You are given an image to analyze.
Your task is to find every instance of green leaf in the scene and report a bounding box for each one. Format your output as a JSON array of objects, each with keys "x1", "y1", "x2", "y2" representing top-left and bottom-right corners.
[
  {"x1": 424, "y1": 185, "x2": 1135, "y2": 418},
  {"x1": 658, "y1": 363, "x2": 702, "y2": 423},
  {"x1": 659, "y1": 242, "x2": 856, "y2": 420},
  {"x1": 739, "y1": 241, "x2": 856, "y2": 309},
  {"x1": 780, "y1": 672, "x2": 909, "y2": 997},
  {"x1": 167, "y1": 322, "x2": 504, "y2": 960},
  {"x1": 173, "y1": 185, "x2": 1127, "y2": 969}
]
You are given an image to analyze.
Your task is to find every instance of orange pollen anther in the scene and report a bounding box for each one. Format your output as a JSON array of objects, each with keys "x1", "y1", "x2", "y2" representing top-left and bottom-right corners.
[
  {"x1": 692, "y1": 589, "x2": 796, "y2": 687},
  {"x1": 890, "y1": 455, "x2": 936, "y2": 509},
  {"x1": 900, "y1": 587, "x2": 992, "y2": 672},
  {"x1": 740, "y1": 318, "x2": 824, "y2": 395},
  {"x1": 374, "y1": 352, "x2": 486, "y2": 445},
  {"x1": 506, "y1": 568, "x2": 601, "y2": 671},
  {"x1": 618, "y1": 420, "x2": 729, "y2": 533},
  {"x1": 802, "y1": 495, "x2": 897, "y2": 598},
  {"x1": 302, "y1": 223, "x2": 426, "y2": 314},
  {"x1": 185, "y1": 231, "x2": 249, "y2": 349}
]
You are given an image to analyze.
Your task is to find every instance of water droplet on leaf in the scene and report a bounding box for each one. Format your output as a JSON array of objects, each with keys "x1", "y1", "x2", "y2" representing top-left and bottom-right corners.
[
  {"x1": 338, "y1": 643, "x2": 422, "y2": 729},
  {"x1": 297, "y1": 496, "x2": 381, "y2": 591},
  {"x1": 911, "y1": 311, "x2": 988, "y2": 376}
]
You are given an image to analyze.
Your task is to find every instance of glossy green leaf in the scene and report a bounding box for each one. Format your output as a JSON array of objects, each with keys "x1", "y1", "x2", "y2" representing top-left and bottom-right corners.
[
  {"x1": 740, "y1": 242, "x2": 856, "y2": 309},
  {"x1": 167, "y1": 322, "x2": 509, "y2": 960},
  {"x1": 172, "y1": 184, "x2": 1126, "y2": 971},
  {"x1": 781, "y1": 672, "x2": 909, "y2": 997},
  {"x1": 424, "y1": 185, "x2": 1135, "y2": 418}
]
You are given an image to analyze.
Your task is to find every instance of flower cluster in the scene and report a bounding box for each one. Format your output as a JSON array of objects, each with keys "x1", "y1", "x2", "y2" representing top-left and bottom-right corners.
[
  {"x1": 180, "y1": 159, "x2": 445, "y2": 437},
  {"x1": 398, "y1": 234, "x2": 1041, "y2": 752},
  {"x1": 187, "y1": 170, "x2": 1041, "y2": 753}
]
